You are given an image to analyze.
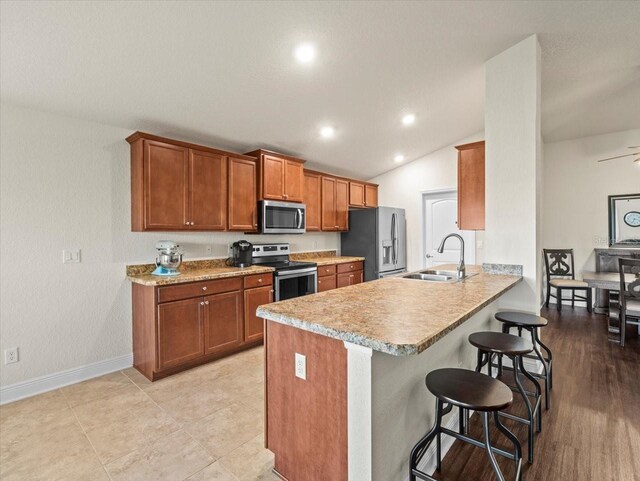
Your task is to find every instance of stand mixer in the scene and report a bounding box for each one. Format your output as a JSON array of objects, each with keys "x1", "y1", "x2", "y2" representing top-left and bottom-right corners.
[{"x1": 151, "y1": 241, "x2": 183, "y2": 276}]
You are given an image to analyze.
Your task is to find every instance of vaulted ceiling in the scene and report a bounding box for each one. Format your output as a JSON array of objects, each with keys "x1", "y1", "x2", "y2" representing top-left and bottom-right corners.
[{"x1": 2, "y1": 1, "x2": 638, "y2": 178}]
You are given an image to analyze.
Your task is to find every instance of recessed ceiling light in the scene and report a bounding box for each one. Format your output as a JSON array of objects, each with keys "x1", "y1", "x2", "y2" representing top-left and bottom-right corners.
[
  {"x1": 294, "y1": 43, "x2": 316, "y2": 64},
  {"x1": 402, "y1": 113, "x2": 416, "y2": 126},
  {"x1": 394, "y1": 154, "x2": 405, "y2": 163},
  {"x1": 320, "y1": 126, "x2": 335, "y2": 138}
]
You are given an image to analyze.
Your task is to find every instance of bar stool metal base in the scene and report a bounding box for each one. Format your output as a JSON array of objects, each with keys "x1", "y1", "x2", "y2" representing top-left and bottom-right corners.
[{"x1": 410, "y1": 399, "x2": 522, "y2": 481}]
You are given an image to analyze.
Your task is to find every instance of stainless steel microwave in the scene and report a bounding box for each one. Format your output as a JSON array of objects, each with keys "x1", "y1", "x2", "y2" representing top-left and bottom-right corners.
[{"x1": 260, "y1": 200, "x2": 306, "y2": 234}]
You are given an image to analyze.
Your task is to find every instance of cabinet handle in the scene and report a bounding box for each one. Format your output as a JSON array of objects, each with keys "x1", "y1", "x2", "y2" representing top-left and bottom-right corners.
[
  {"x1": 202, "y1": 286, "x2": 207, "y2": 291},
  {"x1": 349, "y1": 274, "x2": 354, "y2": 278},
  {"x1": 190, "y1": 222, "x2": 195, "y2": 226},
  {"x1": 350, "y1": 265, "x2": 354, "y2": 269},
  {"x1": 185, "y1": 222, "x2": 189, "y2": 225},
  {"x1": 204, "y1": 301, "x2": 209, "y2": 305},
  {"x1": 200, "y1": 301, "x2": 205, "y2": 306},
  {"x1": 270, "y1": 290, "x2": 274, "y2": 293},
  {"x1": 258, "y1": 278, "x2": 263, "y2": 282}
]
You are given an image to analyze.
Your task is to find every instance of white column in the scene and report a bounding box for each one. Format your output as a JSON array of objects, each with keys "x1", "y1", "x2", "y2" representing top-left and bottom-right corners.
[
  {"x1": 344, "y1": 341, "x2": 373, "y2": 481},
  {"x1": 484, "y1": 34, "x2": 542, "y2": 312}
]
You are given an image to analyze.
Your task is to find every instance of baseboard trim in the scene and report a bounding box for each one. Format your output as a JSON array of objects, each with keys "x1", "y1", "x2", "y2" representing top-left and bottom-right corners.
[{"x1": 0, "y1": 353, "x2": 133, "y2": 405}]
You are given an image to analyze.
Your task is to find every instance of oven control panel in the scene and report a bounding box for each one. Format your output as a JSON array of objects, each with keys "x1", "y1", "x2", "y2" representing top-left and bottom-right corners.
[{"x1": 252, "y1": 243, "x2": 290, "y2": 258}]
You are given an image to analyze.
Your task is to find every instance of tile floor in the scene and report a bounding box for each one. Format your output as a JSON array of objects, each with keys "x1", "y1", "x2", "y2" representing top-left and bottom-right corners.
[{"x1": 0, "y1": 346, "x2": 280, "y2": 481}]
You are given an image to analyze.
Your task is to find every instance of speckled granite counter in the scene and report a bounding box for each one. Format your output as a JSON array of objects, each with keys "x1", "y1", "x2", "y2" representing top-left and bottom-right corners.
[
  {"x1": 290, "y1": 251, "x2": 365, "y2": 266},
  {"x1": 126, "y1": 259, "x2": 274, "y2": 286},
  {"x1": 257, "y1": 266, "x2": 521, "y2": 355}
]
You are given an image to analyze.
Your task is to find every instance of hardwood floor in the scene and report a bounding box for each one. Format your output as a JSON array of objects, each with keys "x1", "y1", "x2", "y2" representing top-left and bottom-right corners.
[{"x1": 432, "y1": 307, "x2": 640, "y2": 481}]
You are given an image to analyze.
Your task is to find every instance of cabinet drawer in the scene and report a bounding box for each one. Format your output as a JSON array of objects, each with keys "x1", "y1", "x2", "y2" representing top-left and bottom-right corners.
[
  {"x1": 337, "y1": 261, "x2": 363, "y2": 274},
  {"x1": 317, "y1": 265, "x2": 337, "y2": 277},
  {"x1": 244, "y1": 273, "x2": 273, "y2": 289},
  {"x1": 317, "y1": 275, "x2": 337, "y2": 292},
  {"x1": 157, "y1": 277, "x2": 242, "y2": 303}
]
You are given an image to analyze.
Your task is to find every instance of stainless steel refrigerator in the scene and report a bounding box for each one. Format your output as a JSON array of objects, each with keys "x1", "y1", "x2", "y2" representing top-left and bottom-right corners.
[{"x1": 340, "y1": 207, "x2": 407, "y2": 281}]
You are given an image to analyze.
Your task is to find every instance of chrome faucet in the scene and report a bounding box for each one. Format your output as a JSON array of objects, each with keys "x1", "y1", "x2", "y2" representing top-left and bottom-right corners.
[{"x1": 437, "y1": 233, "x2": 466, "y2": 279}]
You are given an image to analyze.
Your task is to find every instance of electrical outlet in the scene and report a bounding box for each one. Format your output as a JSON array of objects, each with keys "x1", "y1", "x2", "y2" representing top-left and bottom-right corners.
[
  {"x1": 62, "y1": 249, "x2": 81, "y2": 264},
  {"x1": 4, "y1": 347, "x2": 18, "y2": 365},
  {"x1": 295, "y1": 353, "x2": 306, "y2": 380}
]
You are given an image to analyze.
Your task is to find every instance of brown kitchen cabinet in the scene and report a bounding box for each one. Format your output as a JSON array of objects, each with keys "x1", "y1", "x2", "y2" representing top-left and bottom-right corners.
[
  {"x1": 321, "y1": 176, "x2": 349, "y2": 231},
  {"x1": 349, "y1": 182, "x2": 365, "y2": 207},
  {"x1": 245, "y1": 149, "x2": 305, "y2": 202},
  {"x1": 317, "y1": 261, "x2": 363, "y2": 292},
  {"x1": 455, "y1": 140, "x2": 485, "y2": 230},
  {"x1": 157, "y1": 297, "x2": 204, "y2": 371},
  {"x1": 244, "y1": 285, "x2": 273, "y2": 343},
  {"x1": 228, "y1": 156, "x2": 258, "y2": 231},
  {"x1": 204, "y1": 290, "x2": 243, "y2": 355},
  {"x1": 364, "y1": 184, "x2": 378, "y2": 208},
  {"x1": 132, "y1": 273, "x2": 272, "y2": 381},
  {"x1": 127, "y1": 132, "x2": 256, "y2": 232},
  {"x1": 304, "y1": 171, "x2": 322, "y2": 231}
]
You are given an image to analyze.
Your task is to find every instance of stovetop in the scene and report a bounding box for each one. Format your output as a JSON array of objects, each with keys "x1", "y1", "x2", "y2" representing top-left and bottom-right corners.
[{"x1": 254, "y1": 259, "x2": 317, "y2": 272}]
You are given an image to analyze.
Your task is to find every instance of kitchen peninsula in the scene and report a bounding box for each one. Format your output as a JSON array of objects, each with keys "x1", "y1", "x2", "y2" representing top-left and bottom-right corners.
[{"x1": 257, "y1": 265, "x2": 522, "y2": 481}]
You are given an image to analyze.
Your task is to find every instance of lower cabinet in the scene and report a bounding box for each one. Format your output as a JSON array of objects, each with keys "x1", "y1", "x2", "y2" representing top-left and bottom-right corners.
[
  {"x1": 132, "y1": 273, "x2": 272, "y2": 381},
  {"x1": 204, "y1": 290, "x2": 243, "y2": 355},
  {"x1": 317, "y1": 261, "x2": 364, "y2": 293},
  {"x1": 244, "y1": 285, "x2": 273, "y2": 343},
  {"x1": 157, "y1": 297, "x2": 204, "y2": 371}
]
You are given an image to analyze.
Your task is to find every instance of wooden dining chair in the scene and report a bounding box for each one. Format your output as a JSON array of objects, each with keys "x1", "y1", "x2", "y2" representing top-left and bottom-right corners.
[
  {"x1": 617, "y1": 258, "x2": 640, "y2": 347},
  {"x1": 543, "y1": 249, "x2": 592, "y2": 312}
]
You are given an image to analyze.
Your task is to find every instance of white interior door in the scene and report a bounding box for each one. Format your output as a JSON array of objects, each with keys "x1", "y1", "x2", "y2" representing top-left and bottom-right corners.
[{"x1": 423, "y1": 191, "x2": 475, "y2": 268}]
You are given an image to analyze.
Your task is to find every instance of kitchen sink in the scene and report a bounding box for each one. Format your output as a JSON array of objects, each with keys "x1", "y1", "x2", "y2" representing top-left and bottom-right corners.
[{"x1": 401, "y1": 269, "x2": 478, "y2": 282}]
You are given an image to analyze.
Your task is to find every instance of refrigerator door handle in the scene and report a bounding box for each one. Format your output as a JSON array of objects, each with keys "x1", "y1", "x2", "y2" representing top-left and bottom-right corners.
[{"x1": 391, "y1": 213, "x2": 397, "y2": 265}]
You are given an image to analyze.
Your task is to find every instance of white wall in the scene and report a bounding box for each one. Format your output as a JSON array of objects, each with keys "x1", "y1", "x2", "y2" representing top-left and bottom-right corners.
[
  {"x1": 369, "y1": 133, "x2": 484, "y2": 272},
  {"x1": 543, "y1": 128, "x2": 640, "y2": 276},
  {"x1": 484, "y1": 35, "x2": 542, "y2": 312},
  {"x1": 0, "y1": 103, "x2": 339, "y2": 387}
]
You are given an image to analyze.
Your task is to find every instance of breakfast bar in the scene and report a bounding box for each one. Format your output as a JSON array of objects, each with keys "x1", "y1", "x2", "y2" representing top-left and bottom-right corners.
[{"x1": 257, "y1": 265, "x2": 522, "y2": 481}]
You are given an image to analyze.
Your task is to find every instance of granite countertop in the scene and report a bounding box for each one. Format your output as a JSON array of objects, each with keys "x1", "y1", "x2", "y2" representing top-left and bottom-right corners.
[
  {"x1": 257, "y1": 265, "x2": 522, "y2": 356},
  {"x1": 126, "y1": 259, "x2": 274, "y2": 286},
  {"x1": 289, "y1": 251, "x2": 365, "y2": 266}
]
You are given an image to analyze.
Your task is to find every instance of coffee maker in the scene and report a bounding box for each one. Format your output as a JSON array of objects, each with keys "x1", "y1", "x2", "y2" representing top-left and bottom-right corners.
[{"x1": 229, "y1": 240, "x2": 253, "y2": 268}]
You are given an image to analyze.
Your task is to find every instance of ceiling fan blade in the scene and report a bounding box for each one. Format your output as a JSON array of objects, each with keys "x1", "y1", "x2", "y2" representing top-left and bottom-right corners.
[
  {"x1": 597, "y1": 153, "x2": 638, "y2": 162},
  {"x1": 628, "y1": 146, "x2": 640, "y2": 149}
]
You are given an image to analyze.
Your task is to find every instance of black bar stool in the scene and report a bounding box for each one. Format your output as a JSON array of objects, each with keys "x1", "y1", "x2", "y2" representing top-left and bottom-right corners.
[
  {"x1": 495, "y1": 311, "x2": 553, "y2": 410},
  {"x1": 468, "y1": 331, "x2": 542, "y2": 463},
  {"x1": 409, "y1": 368, "x2": 522, "y2": 481}
]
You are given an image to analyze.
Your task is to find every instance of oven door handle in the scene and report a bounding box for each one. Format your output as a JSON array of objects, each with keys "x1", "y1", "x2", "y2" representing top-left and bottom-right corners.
[{"x1": 276, "y1": 267, "x2": 318, "y2": 279}]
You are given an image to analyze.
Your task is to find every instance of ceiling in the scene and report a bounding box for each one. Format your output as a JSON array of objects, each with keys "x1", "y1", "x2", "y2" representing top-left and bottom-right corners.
[{"x1": 1, "y1": 1, "x2": 639, "y2": 178}]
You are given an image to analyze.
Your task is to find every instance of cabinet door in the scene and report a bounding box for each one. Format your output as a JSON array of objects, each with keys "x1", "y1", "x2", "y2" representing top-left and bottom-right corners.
[
  {"x1": 189, "y1": 150, "x2": 227, "y2": 230},
  {"x1": 364, "y1": 184, "x2": 378, "y2": 208},
  {"x1": 144, "y1": 140, "x2": 189, "y2": 230},
  {"x1": 204, "y1": 290, "x2": 243, "y2": 355},
  {"x1": 157, "y1": 298, "x2": 204, "y2": 370},
  {"x1": 304, "y1": 172, "x2": 321, "y2": 231},
  {"x1": 284, "y1": 160, "x2": 304, "y2": 202},
  {"x1": 262, "y1": 155, "x2": 285, "y2": 200},
  {"x1": 244, "y1": 285, "x2": 273, "y2": 343},
  {"x1": 457, "y1": 141, "x2": 485, "y2": 230},
  {"x1": 349, "y1": 182, "x2": 365, "y2": 207},
  {"x1": 353, "y1": 270, "x2": 364, "y2": 285},
  {"x1": 336, "y1": 272, "x2": 352, "y2": 289},
  {"x1": 228, "y1": 157, "x2": 258, "y2": 231},
  {"x1": 336, "y1": 179, "x2": 349, "y2": 231},
  {"x1": 318, "y1": 275, "x2": 337, "y2": 292},
  {"x1": 321, "y1": 176, "x2": 337, "y2": 231}
]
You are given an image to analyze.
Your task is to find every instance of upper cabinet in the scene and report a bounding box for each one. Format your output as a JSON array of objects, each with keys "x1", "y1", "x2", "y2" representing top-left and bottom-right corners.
[
  {"x1": 228, "y1": 156, "x2": 258, "y2": 232},
  {"x1": 456, "y1": 140, "x2": 485, "y2": 230},
  {"x1": 245, "y1": 150, "x2": 305, "y2": 202},
  {"x1": 321, "y1": 176, "x2": 349, "y2": 231},
  {"x1": 127, "y1": 132, "x2": 256, "y2": 232},
  {"x1": 304, "y1": 171, "x2": 322, "y2": 231},
  {"x1": 349, "y1": 181, "x2": 378, "y2": 208}
]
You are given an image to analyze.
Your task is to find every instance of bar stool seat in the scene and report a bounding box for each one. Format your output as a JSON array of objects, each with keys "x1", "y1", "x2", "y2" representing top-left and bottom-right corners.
[
  {"x1": 409, "y1": 368, "x2": 522, "y2": 481},
  {"x1": 495, "y1": 311, "x2": 548, "y2": 327},
  {"x1": 468, "y1": 332, "x2": 542, "y2": 464},
  {"x1": 469, "y1": 331, "x2": 533, "y2": 356},
  {"x1": 495, "y1": 311, "x2": 553, "y2": 410}
]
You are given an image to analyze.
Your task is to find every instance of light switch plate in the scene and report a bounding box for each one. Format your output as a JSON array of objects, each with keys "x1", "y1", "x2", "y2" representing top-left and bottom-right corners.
[
  {"x1": 62, "y1": 249, "x2": 81, "y2": 264},
  {"x1": 295, "y1": 353, "x2": 306, "y2": 380}
]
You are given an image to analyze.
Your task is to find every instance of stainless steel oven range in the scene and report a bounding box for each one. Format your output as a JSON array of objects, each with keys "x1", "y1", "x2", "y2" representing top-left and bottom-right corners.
[{"x1": 251, "y1": 243, "x2": 317, "y2": 301}]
